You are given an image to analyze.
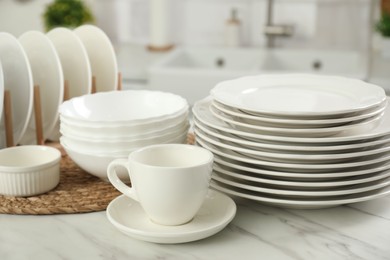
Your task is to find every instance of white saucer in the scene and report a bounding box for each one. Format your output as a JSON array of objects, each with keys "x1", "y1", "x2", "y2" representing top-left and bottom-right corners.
[{"x1": 106, "y1": 190, "x2": 236, "y2": 244}]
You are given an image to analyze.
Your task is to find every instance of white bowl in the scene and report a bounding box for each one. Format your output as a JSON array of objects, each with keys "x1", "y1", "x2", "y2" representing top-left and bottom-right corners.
[
  {"x1": 61, "y1": 129, "x2": 189, "y2": 157},
  {"x1": 0, "y1": 146, "x2": 61, "y2": 196},
  {"x1": 60, "y1": 112, "x2": 189, "y2": 139},
  {"x1": 61, "y1": 123, "x2": 190, "y2": 153},
  {"x1": 62, "y1": 142, "x2": 128, "y2": 181},
  {"x1": 59, "y1": 90, "x2": 188, "y2": 124}
]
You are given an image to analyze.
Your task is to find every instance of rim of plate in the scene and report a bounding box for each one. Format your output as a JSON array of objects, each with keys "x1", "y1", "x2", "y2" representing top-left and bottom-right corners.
[
  {"x1": 210, "y1": 74, "x2": 386, "y2": 116},
  {"x1": 212, "y1": 99, "x2": 388, "y2": 126},
  {"x1": 194, "y1": 118, "x2": 390, "y2": 152},
  {"x1": 210, "y1": 180, "x2": 390, "y2": 208},
  {"x1": 209, "y1": 102, "x2": 383, "y2": 137},
  {"x1": 192, "y1": 97, "x2": 390, "y2": 144}
]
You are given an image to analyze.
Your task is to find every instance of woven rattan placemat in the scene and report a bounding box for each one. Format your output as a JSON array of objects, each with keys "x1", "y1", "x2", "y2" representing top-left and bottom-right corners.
[
  {"x1": 0, "y1": 134, "x2": 195, "y2": 215},
  {"x1": 0, "y1": 154, "x2": 121, "y2": 215}
]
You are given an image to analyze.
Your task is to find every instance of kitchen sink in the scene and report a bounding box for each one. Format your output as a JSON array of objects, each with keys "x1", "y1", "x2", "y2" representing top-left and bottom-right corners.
[{"x1": 148, "y1": 47, "x2": 368, "y2": 105}]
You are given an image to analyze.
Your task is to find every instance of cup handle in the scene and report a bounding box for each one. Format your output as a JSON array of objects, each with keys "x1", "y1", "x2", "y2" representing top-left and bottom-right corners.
[{"x1": 107, "y1": 159, "x2": 139, "y2": 202}]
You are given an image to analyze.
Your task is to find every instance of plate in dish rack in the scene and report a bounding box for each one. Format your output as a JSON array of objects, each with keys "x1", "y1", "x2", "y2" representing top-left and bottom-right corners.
[
  {"x1": 210, "y1": 74, "x2": 386, "y2": 117},
  {"x1": 18, "y1": 31, "x2": 64, "y2": 145},
  {"x1": 0, "y1": 32, "x2": 33, "y2": 148},
  {"x1": 47, "y1": 27, "x2": 91, "y2": 99},
  {"x1": 212, "y1": 99, "x2": 387, "y2": 128},
  {"x1": 46, "y1": 27, "x2": 91, "y2": 141},
  {"x1": 74, "y1": 25, "x2": 118, "y2": 92}
]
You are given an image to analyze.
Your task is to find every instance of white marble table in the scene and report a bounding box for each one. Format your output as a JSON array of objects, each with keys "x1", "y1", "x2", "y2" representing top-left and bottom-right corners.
[{"x1": 0, "y1": 194, "x2": 389, "y2": 260}]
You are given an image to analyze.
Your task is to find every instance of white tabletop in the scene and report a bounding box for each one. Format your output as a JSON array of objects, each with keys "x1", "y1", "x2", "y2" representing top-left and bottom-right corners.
[{"x1": 1, "y1": 194, "x2": 389, "y2": 260}]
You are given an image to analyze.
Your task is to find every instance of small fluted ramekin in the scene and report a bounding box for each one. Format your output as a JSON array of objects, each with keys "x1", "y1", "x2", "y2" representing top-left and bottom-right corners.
[{"x1": 0, "y1": 146, "x2": 61, "y2": 197}]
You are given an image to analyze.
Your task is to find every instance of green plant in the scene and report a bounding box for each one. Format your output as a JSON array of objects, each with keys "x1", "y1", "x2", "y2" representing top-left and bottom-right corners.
[
  {"x1": 43, "y1": 0, "x2": 94, "y2": 31},
  {"x1": 376, "y1": 12, "x2": 390, "y2": 37}
]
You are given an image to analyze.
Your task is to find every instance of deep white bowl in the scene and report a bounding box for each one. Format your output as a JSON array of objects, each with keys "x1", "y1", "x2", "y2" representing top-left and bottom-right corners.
[
  {"x1": 60, "y1": 123, "x2": 189, "y2": 154},
  {"x1": 61, "y1": 129, "x2": 189, "y2": 157},
  {"x1": 61, "y1": 129, "x2": 188, "y2": 181},
  {"x1": 59, "y1": 90, "x2": 188, "y2": 124},
  {"x1": 60, "y1": 117, "x2": 188, "y2": 141},
  {"x1": 0, "y1": 146, "x2": 61, "y2": 196},
  {"x1": 61, "y1": 142, "x2": 129, "y2": 181},
  {"x1": 60, "y1": 112, "x2": 189, "y2": 139}
]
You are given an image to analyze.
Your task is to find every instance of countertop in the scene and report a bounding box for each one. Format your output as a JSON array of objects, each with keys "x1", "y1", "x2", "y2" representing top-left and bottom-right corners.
[{"x1": 0, "y1": 195, "x2": 389, "y2": 259}]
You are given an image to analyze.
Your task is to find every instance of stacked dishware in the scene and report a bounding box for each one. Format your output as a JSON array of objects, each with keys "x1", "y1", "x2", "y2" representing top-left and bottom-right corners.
[
  {"x1": 60, "y1": 90, "x2": 189, "y2": 181},
  {"x1": 193, "y1": 73, "x2": 390, "y2": 208},
  {"x1": 0, "y1": 25, "x2": 119, "y2": 147}
]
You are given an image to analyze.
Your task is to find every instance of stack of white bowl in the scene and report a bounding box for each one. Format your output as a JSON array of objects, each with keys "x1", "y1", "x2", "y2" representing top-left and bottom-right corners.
[{"x1": 59, "y1": 90, "x2": 189, "y2": 181}]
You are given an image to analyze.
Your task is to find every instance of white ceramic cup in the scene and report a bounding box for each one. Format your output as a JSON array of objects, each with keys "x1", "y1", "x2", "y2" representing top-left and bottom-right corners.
[{"x1": 107, "y1": 144, "x2": 214, "y2": 226}]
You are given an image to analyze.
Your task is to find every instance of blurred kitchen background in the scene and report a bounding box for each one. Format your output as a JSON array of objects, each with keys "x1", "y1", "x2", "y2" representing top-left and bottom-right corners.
[{"x1": 0, "y1": 0, "x2": 389, "y2": 104}]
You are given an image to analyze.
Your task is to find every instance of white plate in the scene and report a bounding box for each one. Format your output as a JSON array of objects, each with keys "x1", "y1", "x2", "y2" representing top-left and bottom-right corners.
[
  {"x1": 18, "y1": 31, "x2": 64, "y2": 145},
  {"x1": 195, "y1": 127, "x2": 390, "y2": 163},
  {"x1": 211, "y1": 74, "x2": 386, "y2": 117},
  {"x1": 47, "y1": 27, "x2": 91, "y2": 99},
  {"x1": 196, "y1": 137, "x2": 390, "y2": 171},
  {"x1": 211, "y1": 180, "x2": 390, "y2": 209},
  {"x1": 74, "y1": 25, "x2": 118, "y2": 92},
  {"x1": 47, "y1": 27, "x2": 92, "y2": 141},
  {"x1": 213, "y1": 155, "x2": 390, "y2": 180},
  {"x1": 212, "y1": 100, "x2": 387, "y2": 128},
  {"x1": 0, "y1": 32, "x2": 33, "y2": 147},
  {"x1": 212, "y1": 172, "x2": 390, "y2": 197},
  {"x1": 106, "y1": 191, "x2": 236, "y2": 244},
  {"x1": 193, "y1": 97, "x2": 390, "y2": 144},
  {"x1": 194, "y1": 118, "x2": 390, "y2": 153},
  {"x1": 210, "y1": 104, "x2": 383, "y2": 138},
  {"x1": 213, "y1": 164, "x2": 390, "y2": 188}
]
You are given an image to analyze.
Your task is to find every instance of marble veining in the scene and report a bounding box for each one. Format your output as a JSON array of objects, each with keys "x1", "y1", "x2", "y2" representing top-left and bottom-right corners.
[{"x1": 0, "y1": 195, "x2": 390, "y2": 260}]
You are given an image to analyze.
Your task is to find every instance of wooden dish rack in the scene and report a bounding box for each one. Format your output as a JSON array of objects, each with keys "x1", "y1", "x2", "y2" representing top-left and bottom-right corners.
[{"x1": 3, "y1": 73, "x2": 122, "y2": 147}]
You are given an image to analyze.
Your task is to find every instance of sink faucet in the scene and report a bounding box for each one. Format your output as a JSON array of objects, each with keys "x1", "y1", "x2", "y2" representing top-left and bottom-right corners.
[{"x1": 264, "y1": 0, "x2": 294, "y2": 48}]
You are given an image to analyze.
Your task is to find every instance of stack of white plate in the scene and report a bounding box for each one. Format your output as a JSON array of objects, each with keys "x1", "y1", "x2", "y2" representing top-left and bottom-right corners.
[
  {"x1": 193, "y1": 74, "x2": 390, "y2": 209},
  {"x1": 60, "y1": 90, "x2": 189, "y2": 181}
]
